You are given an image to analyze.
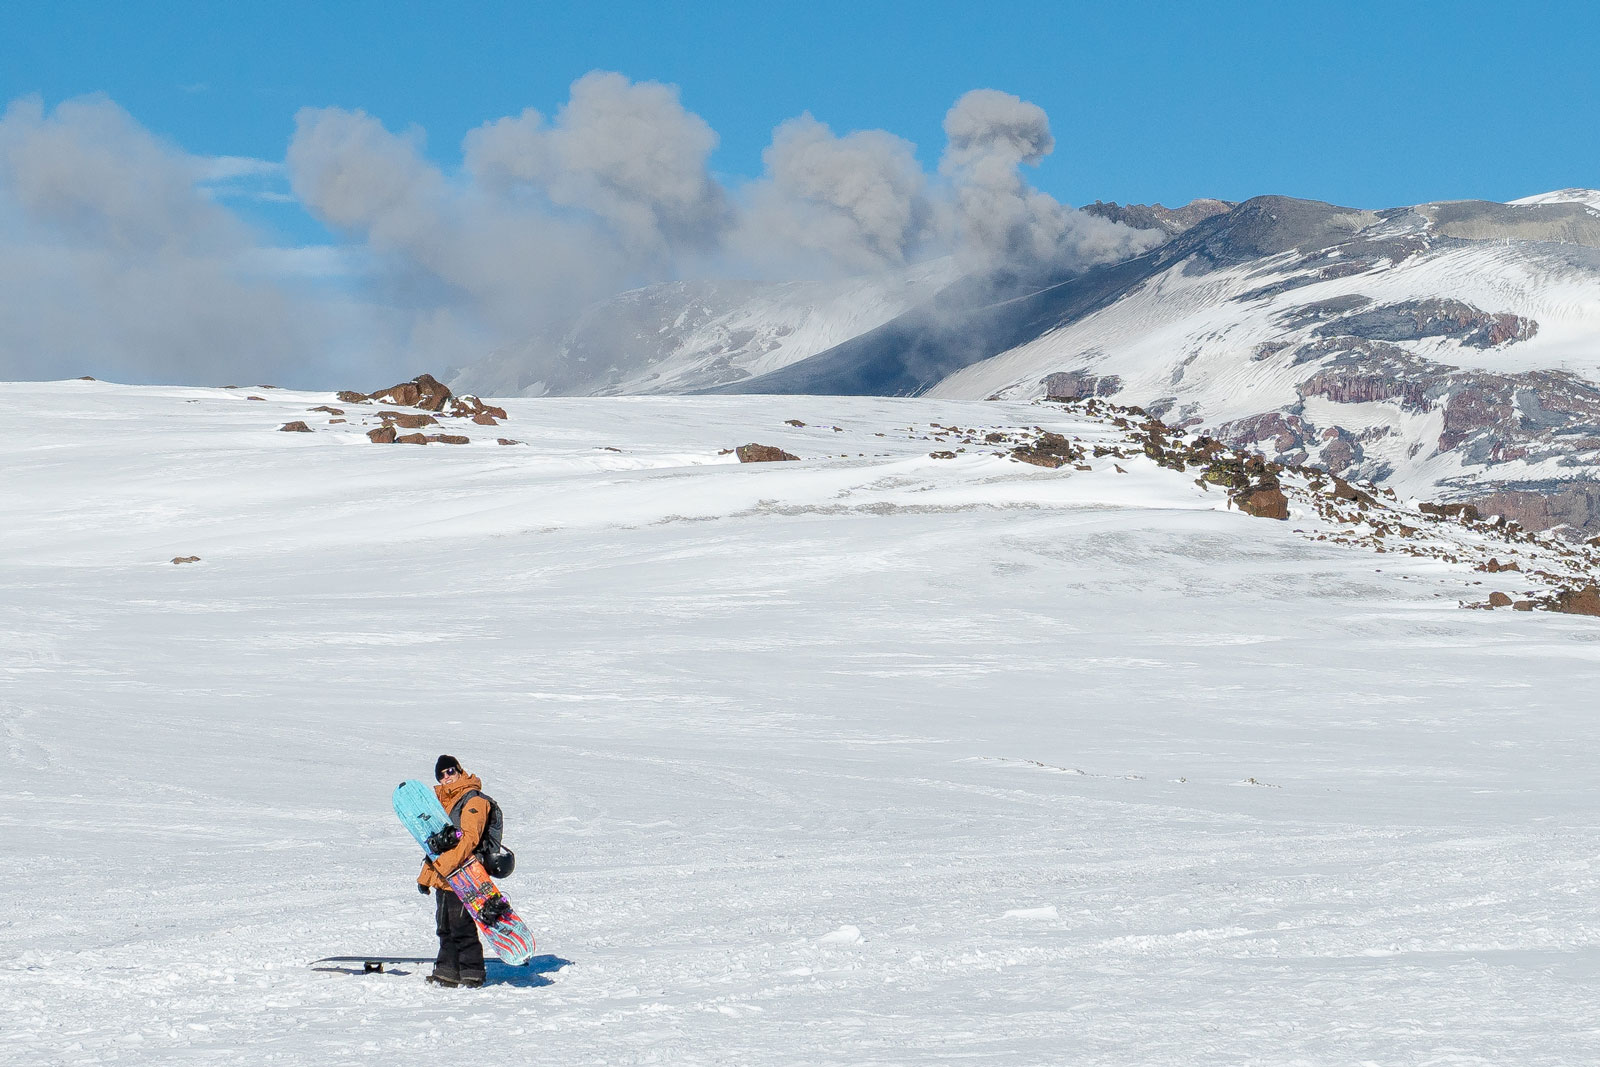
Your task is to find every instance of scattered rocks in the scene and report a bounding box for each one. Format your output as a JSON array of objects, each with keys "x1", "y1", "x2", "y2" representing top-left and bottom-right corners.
[
  {"x1": 736, "y1": 443, "x2": 800, "y2": 463},
  {"x1": 1010, "y1": 432, "x2": 1082, "y2": 468},
  {"x1": 449, "y1": 395, "x2": 507, "y2": 421},
  {"x1": 496, "y1": 438, "x2": 520, "y2": 446},
  {"x1": 336, "y1": 390, "x2": 369, "y2": 404},
  {"x1": 929, "y1": 450, "x2": 958, "y2": 460},
  {"x1": 278, "y1": 421, "x2": 312, "y2": 433}
]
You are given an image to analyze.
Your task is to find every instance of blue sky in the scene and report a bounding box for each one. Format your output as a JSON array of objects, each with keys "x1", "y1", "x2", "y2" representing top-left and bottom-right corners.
[
  {"x1": 8, "y1": 0, "x2": 1596, "y2": 213},
  {"x1": 1, "y1": 0, "x2": 1596, "y2": 386}
]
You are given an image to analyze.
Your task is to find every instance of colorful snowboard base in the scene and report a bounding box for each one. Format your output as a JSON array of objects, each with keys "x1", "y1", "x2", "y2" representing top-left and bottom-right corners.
[{"x1": 392, "y1": 779, "x2": 536, "y2": 965}]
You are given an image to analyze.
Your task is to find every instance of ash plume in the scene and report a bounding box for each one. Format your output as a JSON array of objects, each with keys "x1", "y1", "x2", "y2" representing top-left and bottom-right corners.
[
  {"x1": 939, "y1": 89, "x2": 1162, "y2": 273},
  {"x1": 0, "y1": 77, "x2": 1163, "y2": 388},
  {"x1": 734, "y1": 113, "x2": 935, "y2": 275}
]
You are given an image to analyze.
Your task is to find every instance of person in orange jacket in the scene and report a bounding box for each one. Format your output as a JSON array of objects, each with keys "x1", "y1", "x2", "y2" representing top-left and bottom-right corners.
[{"x1": 418, "y1": 754, "x2": 490, "y2": 987}]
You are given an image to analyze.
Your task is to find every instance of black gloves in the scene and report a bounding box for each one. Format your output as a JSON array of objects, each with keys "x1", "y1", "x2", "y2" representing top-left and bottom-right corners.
[{"x1": 418, "y1": 883, "x2": 430, "y2": 895}]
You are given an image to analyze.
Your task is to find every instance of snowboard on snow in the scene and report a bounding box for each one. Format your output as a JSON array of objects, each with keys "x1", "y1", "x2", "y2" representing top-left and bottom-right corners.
[
  {"x1": 311, "y1": 955, "x2": 433, "y2": 975},
  {"x1": 392, "y1": 779, "x2": 536, "y2": 965}
]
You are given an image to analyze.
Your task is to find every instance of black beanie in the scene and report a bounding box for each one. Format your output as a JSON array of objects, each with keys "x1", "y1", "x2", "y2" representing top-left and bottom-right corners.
[{"x1": 435, "y1": 754, "x2": 462, "y2": 781}]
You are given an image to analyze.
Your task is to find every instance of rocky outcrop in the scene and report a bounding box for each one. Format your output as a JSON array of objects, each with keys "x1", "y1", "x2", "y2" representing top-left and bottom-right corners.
[
  {"x1": 736, "y1": 443, "x2": 800, "y2": 462},
  {"x1": 1010, "y1": 432, "x2": 1082, "y2": 468},
  {"x1": 1547, "y1": 584, "x2": 1600, "y2": 617},
  {"x1": 379, "y1": 411, "x2": 438, "y2": 429},
  {"x1": 368, "y1": 373, "x2": 452, "y2": 412},
  {"x1": 336, "y1": 391, "x2": 368, "y2": 404},
  {"x1": 1043, "y1": 371, "x2": 1122, "y2": 400},
  {"x1": 1312, "y1": 298, "x2": 1537, "y2": 349},
  {"x1": 1081, "y1": 198, "x2": 1235, "y2": 237},
  {"x1": 279, "y1": 421, "x2": 312, "y2": 433},
  {"x1": 449, "y1": 395, "x2": 508, "y2": 422},
  {"x1": 367, "y1": 426, "x2": 397, "y2": 444}
]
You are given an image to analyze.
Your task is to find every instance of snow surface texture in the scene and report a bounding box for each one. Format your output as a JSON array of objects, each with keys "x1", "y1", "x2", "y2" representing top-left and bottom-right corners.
[{"x1": 8, "y1": 380, "x2": 1600, "y2": 1065}]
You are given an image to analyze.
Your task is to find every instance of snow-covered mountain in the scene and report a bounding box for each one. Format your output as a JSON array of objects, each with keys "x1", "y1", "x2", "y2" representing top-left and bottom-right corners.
[
  {"x1": 450, "y1": 191, "x2": 1600, "y2": 534},
  {"x1": 710, "y1": 192, "x2": 1600, "y2": 534},
  {"x1": 450, "y1": 258, "x2": 958, "y2": 398}
]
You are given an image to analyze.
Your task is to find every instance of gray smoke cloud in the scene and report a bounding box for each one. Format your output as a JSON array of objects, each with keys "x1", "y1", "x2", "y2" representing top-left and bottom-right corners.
[
  {"x1": 940, "y1": 89, "x2": 1162, "y2": 272},
  {"x1": 2, "y1": 78, "x2": 1163, "y2": 388},
  {"x1": 0, "y1": 95, "x2": 352, "y2": 386},
  {"x1": 733, "y1": 114, "x2": 934, "y2": 276},
  {"x1": 463, "y1": 71, "x2": 729, "y2": 265}
]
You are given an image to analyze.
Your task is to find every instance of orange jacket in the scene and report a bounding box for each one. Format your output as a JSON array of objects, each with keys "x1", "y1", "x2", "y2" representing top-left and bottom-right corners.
[{"x1": 417, "y1": 772, "x2": 489, "y2": 890}]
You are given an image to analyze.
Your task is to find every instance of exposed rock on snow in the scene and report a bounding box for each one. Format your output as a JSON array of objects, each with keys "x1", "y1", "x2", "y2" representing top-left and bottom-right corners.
[
  {"x1": 278, "y1": 421, "x2": 312, "y2": 433},
  {"x1": 378, "y1": 411, "x2": 438, "y2": 429},
  {"x1": 736, "y1": 443, "x2": 800, "y2": 463},
  {"x1": 369, "y1": 373, "x2": 453, "y2": 412}
]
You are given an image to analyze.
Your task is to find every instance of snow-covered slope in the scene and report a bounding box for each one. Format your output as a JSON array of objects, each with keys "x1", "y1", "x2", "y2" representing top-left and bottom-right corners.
[
  {"x1": 452, "y1": 258, "x2": 958, "y2": 398},
  {"x1": 1510, "y1": 188, "x2": 1600, "y2": 213},
  {"x1": 926, "y1": 193, "x2": 1600, "y2": 533},
  {"x1": 8, "y1": 380, "x2": 1600, "y2": 1064}
]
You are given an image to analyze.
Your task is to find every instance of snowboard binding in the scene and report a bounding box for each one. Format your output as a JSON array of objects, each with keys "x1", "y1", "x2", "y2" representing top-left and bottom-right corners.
[
  {"x1": 426, "y1": 825, "x2": 462, "y2": 854},
  {"x1": 479, "y1": 893, "x2": 512, "y2": 926}
]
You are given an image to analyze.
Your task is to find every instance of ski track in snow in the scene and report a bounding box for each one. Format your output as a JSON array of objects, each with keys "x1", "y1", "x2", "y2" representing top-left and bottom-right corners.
[{"x1": 5, "y1": 381, "x2": 1600, "y2": 1065}]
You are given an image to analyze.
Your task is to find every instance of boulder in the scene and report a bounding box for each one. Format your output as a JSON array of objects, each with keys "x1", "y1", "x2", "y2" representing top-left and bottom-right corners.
[
  {"x1": 1235, "y1": 485, "x2": 1289, "y2": 520},
  {"x1": 471, "y1": 413, "x2": 498, "y2": 426},
  {"x1": 736, "y1": 443, "x2": 800, "y2": 463},
  {"x1": 425, "y1": 433, "x2": 470, "y2": 445},
  {"x1": 278, "y1": 421, "x2": 312, "y2": 433},
  {"x1": 396, "y1": 432, "x2": 429, "y2": 445},
  {"x1": 496, "y1": 438, "x2": 521, "y2": 446},
  {"x1": 308, "y1": 405, "x2": 344, "y2": 415},
  {"x1": 379, "y1": 411, "x2": 438, "y2": 429},
  {"x1": 171, "y1": 556, "x2": 201, "y2": 565},
  {"x1": 1548, "y1": 584, "x2": 1600, "y2": 617},
  {"x1": 1488, "y1": 591, "x2": 1513, "y2": 608},
  {"x1": 366, "y1": 426, "x2": 398, "y2": 444},
  {"x1": 369, "y1": 373, "x2": 452, "y2": 412},
  {"x1": 336, "y1": 390, "x2": 369, "y2": 404}
]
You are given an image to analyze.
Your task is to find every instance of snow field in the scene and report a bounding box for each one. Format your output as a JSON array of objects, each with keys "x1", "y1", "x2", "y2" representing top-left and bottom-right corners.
[{"x1": 5, "y1": 381, "x2": 1600, "y2": 1064}]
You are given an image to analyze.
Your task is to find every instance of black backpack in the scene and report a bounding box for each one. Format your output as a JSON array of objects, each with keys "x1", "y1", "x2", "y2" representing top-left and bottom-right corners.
[{"x1": 450, "y1": 789, "x2": 516, "y2": 878}]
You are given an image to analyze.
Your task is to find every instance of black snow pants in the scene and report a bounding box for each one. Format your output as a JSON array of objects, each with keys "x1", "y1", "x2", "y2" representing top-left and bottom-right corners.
[{"x1": 434, "y1": 888, "x2": 485, "y2": 981}]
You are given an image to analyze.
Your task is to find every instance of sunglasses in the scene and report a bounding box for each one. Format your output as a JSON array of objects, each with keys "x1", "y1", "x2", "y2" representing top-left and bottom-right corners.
[{"x1": 439, "y1": 766, "x2": 460, "y2": 779}]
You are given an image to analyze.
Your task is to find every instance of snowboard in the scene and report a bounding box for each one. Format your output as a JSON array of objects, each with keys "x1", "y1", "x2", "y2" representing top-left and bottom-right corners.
[
  {"x1": 311, "y1": 955, "x2": 433, "y2": 975},
  {"x1": 392, "y1": 779, "x2": 536, "y2": 965}
]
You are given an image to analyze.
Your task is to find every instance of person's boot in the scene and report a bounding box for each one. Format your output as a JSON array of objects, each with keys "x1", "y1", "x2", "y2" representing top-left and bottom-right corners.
[
  {"x1": 458, "y1": 968, "x2": 486, "y2": 988},
  {"x1": 427, "y1": 966, "x2": 460, "y2": 987}
]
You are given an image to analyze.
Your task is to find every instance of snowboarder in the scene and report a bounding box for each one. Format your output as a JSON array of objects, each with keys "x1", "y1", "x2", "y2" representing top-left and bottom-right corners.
[{"x1": 417, "y1": 754, "x2": 490, "y2": 987}]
